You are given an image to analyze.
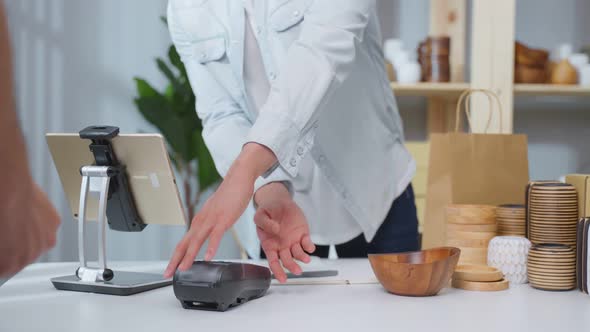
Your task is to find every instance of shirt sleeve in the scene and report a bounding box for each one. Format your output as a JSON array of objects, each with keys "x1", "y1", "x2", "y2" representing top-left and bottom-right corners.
[
  {"x1": 246, "y1": 0, "x2": 376, "y2": 177},
  {"x1": 168, "y1": 1, "x2": 293, "y2": 192}
]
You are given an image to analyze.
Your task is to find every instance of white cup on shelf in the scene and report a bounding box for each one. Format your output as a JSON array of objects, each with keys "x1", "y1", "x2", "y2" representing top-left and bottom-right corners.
[
  {"x1": 384, "y1": 39, "x2": 404, "y2": 64},
  {"x1": 392, "y1": 50, "x2": 410, "y2": 72},
  {"x1": 568, "y1": 53, "x2": 589, "y2": 84},
  {"x1": 569, "y1": 53, "x2": 589, "y2": 69},
  {"x1": 580, "y1": 65, "x2": 590, "y2": 86},
  {"x1": 552, "y1": 43, "x2": 573, "y2": 62},
  {"x1": 397, "y1": 61, "x2": 421, "y2": 84}
]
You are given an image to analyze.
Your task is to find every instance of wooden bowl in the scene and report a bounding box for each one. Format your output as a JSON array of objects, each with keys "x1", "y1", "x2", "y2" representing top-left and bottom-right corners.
[
  {"x1": 515, "y1": 41, "x2": 549, "y2": 67},
  {"x1": 515, "y1": 64, "x2": 547, "y2": 84},
  {"x1": 369, "y1": 247, "x2": 460, "y2": 297}
]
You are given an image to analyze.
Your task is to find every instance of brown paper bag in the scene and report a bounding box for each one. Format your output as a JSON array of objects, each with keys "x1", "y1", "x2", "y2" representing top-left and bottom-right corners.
[{"x1": 422, "y1": 89, "x2": 530, "y2": 249}]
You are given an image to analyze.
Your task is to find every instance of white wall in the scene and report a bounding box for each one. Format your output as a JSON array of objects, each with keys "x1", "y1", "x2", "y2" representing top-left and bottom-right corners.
[
  {"x1": 3, "y1": 0, "x2": 241, "y2": 263},
  {"x1": 3, "y1": 0, "x2": 589, "y2": 263},
  {"x1": 378, "y1": 0, "x2": 590, "y2": 178}
]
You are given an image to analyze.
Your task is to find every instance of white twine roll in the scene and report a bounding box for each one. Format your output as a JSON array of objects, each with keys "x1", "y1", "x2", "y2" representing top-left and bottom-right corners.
[{"x1": 487, "y1": 236, "x2": 532, "y2": 284}]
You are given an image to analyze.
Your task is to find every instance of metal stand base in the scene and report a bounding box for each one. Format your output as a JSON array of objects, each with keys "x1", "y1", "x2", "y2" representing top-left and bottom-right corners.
[
  {"x1": 52, "y1": 165, "x2": 168, "y2": 296},
  {"x1": 51, "y1": 271, "x2": 171, "y2": 296}
]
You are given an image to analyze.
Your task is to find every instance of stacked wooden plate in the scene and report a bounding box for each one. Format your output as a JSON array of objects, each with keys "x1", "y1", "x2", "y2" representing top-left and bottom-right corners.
[
  {"x1": 496, "y1": 204, "x2": 526, "y2": 236},
  {"x1": 526, "y1": 182, "x2": 578, "y2": 248},
  {"x1": 446, "y1": 205, "x2": 497, "y2": 265},
  {"x1": 452, "y1": 264, "x2": 509, "y2": 291},
  {"x1": 527, "y1": 243, "x2": 576, "y2": 291}
]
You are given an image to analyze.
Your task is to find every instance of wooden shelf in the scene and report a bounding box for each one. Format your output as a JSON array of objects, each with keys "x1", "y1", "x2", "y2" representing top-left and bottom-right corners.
[
  {"x1": 391, "y1": 82, "x2": 470, "y2": 99},
  {"x1": 392, "y1": 82, "x2": 590, "y2": 98},
  {"x1": 514, "y1": 84, "x2": 590, "y2": 97}
]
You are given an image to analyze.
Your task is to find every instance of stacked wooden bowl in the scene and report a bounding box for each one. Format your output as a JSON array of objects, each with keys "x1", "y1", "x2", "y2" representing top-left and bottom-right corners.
[
  {"x1": 515, "y1": 41, "x2": 549, "y2": 84},
  {"x1": 526, "y1": 182, "x2": 579, "y2": 248},
  {"x1": 446, "y1": 205, "x2": 497, "y2": 265},
  {"x1": 527, "y1": 244, "x2": 576, "y2": 291},
  {"x1": 496, "y1": 204, "x2": 526, "y2": 236}
]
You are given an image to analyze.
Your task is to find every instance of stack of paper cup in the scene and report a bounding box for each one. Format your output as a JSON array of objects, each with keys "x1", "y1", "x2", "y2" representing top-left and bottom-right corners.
[{"x1": 496, "y1": 204, "x2": 526, "y2": 237}]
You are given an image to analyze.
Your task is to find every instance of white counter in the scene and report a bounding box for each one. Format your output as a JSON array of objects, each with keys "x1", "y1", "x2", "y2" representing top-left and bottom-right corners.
[{"x1": 1, "y1": 259, "x2": 588, "y2": 332}]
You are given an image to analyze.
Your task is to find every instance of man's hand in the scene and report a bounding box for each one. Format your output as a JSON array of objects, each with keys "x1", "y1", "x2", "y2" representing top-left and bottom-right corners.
[
  {"x1": 1, "y1": 184, "x2": 61, "y2": 277},
  {"x1": 164, "y1": 143, "x2": 278, "y2": 278},
  {"x1": 164, "y1": 166, "x2": 255, "y2": 278},
  {"x1": 0, "y1": 5, "x2": 60, "y2": 277},
  {"x1": 254, "y1": 183, "x2": 315, "y2": 283}
]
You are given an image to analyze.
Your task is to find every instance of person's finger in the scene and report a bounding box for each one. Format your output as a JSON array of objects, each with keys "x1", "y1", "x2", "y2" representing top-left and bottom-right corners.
[
  {"x1": 178, "y1": 226, "x2": 211, "y2": 271},
  {"x1": 265, "y1": 249, "x2": 287, "y2": 283},
  {"x1": 301, "y1": 235, "x2": 316, "y2": 254},
  {"x1": 279, "y1": 248, "x2": 302, "y2": 275},
  {"x1": 291, "y1": 243, "x2": 311, "y2": 264},
  {"x1": 204, "y1": 226, "x2": 225, "y2": 261},
  {"x1": 164, "y1": 237, "x2": 189, "y2": 278},
  {"x1": 254, "y1": 209, "x2": 280, "y2": 235}
]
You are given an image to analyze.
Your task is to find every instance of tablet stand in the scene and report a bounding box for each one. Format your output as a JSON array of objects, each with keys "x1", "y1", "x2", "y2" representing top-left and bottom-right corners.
[{"x1": 51, "y1": 126, "x2": 172, "y2": 296}]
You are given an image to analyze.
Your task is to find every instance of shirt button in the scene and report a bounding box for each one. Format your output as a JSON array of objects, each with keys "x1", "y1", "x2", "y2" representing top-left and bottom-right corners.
[
  {"x1": 256, "y1": 26, "x2": 263, "y2": 35},
  {"x1": 269, "y1": 72, "x2": 277, "y2": 80},
  {"x1": 313, "y1": 123, "x2": 319, "y2": 129},
  {"x1": 297, "y1": 147, "x2": 304, "y2": 156},
  {"x1": 318, "y1": 155, "x2": 326, "y2": 163},
  {"x1": 293, "y1": 10, "x2": 300, "y2": 17},
  {"x1": 290, "y1": 158, "x2": 297, "y2": 167},
  {"x1": 200, "y1": 52, "x2": 207, "y2": 60}
]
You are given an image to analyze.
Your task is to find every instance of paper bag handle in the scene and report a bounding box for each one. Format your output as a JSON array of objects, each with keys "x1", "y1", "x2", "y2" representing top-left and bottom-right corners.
[{"x1": 454, "y1": 89, "x2": 504, "y2": 133}]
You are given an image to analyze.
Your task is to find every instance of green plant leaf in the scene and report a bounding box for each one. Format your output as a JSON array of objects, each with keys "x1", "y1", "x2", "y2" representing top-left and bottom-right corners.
[
  {"x1": 168, "y1": 46, "x2": 187, "y2": 77},
  {"x1": 157, "y1": 58, "x2": 184, "y2": 95},
  {"x1": 164, "y1": 84, "x2": 174, "y2": 102},
  {"x1": 134, "y1": 95, "x2": 193, "y2": 161},
  {"x1": 134, "y1": 77, "x2": 159, "y2": 98},
  {"x1": 168, "y1": 151, "x2": 181, "y2": 172}
]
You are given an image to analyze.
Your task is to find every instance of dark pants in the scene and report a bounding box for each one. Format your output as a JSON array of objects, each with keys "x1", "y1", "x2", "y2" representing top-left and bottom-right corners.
[{"x1": 312, "y1": 185, "x2": 420, "y2": 258}]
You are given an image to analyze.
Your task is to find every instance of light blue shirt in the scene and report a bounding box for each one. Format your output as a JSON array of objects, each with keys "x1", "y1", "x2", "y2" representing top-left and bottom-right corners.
[{"x1": 167, "y1": 0, "x2": 415, "y2": 257}]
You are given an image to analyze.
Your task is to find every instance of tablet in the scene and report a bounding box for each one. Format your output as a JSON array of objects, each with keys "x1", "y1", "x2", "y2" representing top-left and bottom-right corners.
[{"x1": 46, "y1": 133, "x2": 186, "y2": 227}]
